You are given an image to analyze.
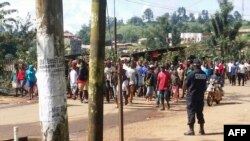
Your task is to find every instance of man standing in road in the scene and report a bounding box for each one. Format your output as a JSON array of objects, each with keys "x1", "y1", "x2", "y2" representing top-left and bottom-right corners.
[
  {"x1": 156, "y1": 65, "x2": 171, "y2": 110},
  {"x1": 69, "y1": 60, "x2": 78, "y2": 100},
  {"x1": 184, "y1": 59, "x2": 207, "y2": 135},
  {"x1": 126, "y1": 61, "x2": 137, "y2": 104}
]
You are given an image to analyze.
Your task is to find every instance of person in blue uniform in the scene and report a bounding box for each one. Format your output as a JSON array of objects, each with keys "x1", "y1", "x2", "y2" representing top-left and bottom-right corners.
[{"x1": 184, "y1": 59, "x2": 207, "y2": 135}]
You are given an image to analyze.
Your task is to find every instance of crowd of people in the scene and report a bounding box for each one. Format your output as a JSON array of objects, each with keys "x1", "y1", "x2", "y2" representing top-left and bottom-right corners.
[
  {"x1": 66, "y1": 58, "x2": 250, "y2": 107},
  {"x1": 10, "y1": 58, "x2": 250, "y2": 106},
  {"x1": 100, "y1": 58, "x2": 249, "y2": 135},
  {"x1": 9, "y1": 57, "x2": 250, "y2": 135},
  {"x1": 67, "y1": 59, "x2": 89, "y2": 103},
  {"x1": 10, "y1": 64, "x2": 37, "y2": 100}
]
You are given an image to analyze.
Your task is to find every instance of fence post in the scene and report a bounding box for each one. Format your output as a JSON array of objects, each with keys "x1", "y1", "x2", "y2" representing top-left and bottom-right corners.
[{"x1": 14, "y1": 126, "x2": 18, "y2": 141}]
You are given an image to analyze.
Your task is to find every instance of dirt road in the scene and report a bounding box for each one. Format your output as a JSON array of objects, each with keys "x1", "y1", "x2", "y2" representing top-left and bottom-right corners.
[
  {"x1": 0, "y1": 81, "x2": 250, "y2": 141},
  {"x1": 100, "y1": 82, "x2": 250, "y2": 141}
]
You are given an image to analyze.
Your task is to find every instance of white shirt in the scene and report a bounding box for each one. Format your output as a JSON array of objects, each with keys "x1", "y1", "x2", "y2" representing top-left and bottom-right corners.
[
  {"x1": 244, "y1": 62, "x2": 250, "y2": 71},
  {"x1": 227, "y1": 62, "x2": 233, "y2": 72},
  {"x1": 123, "y1": 64, "x2": 129, "y2": 70},
  {"x1": 126, "y1": 67, "x2": 136, "y2": 85},
  {"x1": 104, "y1": 66, "x2": 115, "y2": 81},
  {"x1": 201, "y1": 65, "x2": 205, "y2": 71},
  {"x1": 70, "y1": 69, "x2": 78, "y2": 85},
  {"x1": 239, "y1": 64, "x2": 246, "y2": 74}
]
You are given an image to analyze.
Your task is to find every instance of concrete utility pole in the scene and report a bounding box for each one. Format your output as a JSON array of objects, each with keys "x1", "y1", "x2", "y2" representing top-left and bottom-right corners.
[
  {"x1": 36, "y1": 0, "x2": 69, "y2": 141},
  {"x1": 88, "y1": 0, "x2": 106, "y2": 141}
]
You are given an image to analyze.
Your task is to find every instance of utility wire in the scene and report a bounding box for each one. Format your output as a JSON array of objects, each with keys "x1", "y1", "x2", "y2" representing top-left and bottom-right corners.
[
  {"x1": 136, "y1": 0, "x2": 203, "y2": 11},
  {"x1": 125, "y1": 0, "x2": 176, "y2": 11},
  {"x1": 186, "y1": 0, "x2": 203, "y2": 8},
  {"x1": 124, "y1": 0, "x2": 213, "y2": 15},
  {"x1": 137, "y1": 0, "x2": 163, "y2": 5}
]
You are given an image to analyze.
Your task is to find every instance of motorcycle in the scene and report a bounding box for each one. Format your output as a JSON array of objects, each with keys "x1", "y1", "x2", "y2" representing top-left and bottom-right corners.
[{"x1": 206, "y1": 79, "x2": 223, "y2": 106}]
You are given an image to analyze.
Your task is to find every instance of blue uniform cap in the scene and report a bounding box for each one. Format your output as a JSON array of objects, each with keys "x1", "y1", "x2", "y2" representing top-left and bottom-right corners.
[{"x1": 193, "y1": 59, "x2": 201, "y2": 66}]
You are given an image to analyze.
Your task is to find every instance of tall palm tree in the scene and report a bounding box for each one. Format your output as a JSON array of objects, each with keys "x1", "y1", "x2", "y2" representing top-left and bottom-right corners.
[
  {"x1": 210, "y1": 0, "x2": 242, "y2": 59},
  {"x1": 0, "y1": 2, "x2": 17, "y2": 31}
]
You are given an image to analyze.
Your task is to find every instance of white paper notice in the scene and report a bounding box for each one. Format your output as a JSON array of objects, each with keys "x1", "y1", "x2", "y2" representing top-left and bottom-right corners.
[{"x1": 37, "y1": 58, "x2": 67, "y2": 122}]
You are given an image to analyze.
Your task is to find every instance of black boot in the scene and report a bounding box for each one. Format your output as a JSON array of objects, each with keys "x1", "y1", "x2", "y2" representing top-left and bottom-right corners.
[
  {"x1": 167, "y1": 101, "x2": 170, "y2": 109},
  {"x1": 184, "y1": 124, "x2": 195, "y2": 135},
  {"x1": 15, "y1": 88, "x2": 18, "y2": 97},
  {"x1": 79, "y1": 91, "x2": 83, "y2": 103},
  {"x1": 115, "y1": 97, "x2": 118, "y2": 108},
  {"x1": 199, "y1": 124, "x2": 205, "y2": 135},
  {"x1": 160, "y1": 98, "x2": 165, "y2": 110},
  {"x1": 83, "y1": 90, "x2": 88, "y2": 103},
  {"x1": 160, "y1": 104, "x2": 165, "y2": 110}
]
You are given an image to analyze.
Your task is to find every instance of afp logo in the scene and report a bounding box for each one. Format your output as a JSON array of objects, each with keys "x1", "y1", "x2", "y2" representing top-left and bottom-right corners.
[{"x1": 224, "y1": 125, "x2": 250, "y2": 141}]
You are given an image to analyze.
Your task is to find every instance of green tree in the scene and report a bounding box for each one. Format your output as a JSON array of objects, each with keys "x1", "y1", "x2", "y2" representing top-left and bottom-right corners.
[
  {"x1": 143, "y1": 8, "x2": 154, "y2": 22},
  {"x1": 233, "y1": 11, "x2": 242, "y2": 21},
  {"x1": 77, "y1": 24, "x2": 90, "y2": 45},
  {"x1": 0, "y1": 32, "x2": 17, "y2": 59},
  {"x1": 189, "y1": 13, "x2": 195, "y2": 22},
  {"x1": 210, "y1": 0, "x2": 242, "y2": 58},
  {"x1": 198, "y1": 10, "x2": 209, "y2": 24},
  {"x1": 177, "y1": 7, "x2": 188, "y2": 22},
  {"x1": 116, "y1": 34, "x2": 123, "y2": 42},
  {"x1": 171, "y1": 26, "x2": 181, "y2": 46},
  {"x1": 171, "y1": 12, "x2": 179, "y2": 25},
  {"x1": 143, "y1": 25, "x2": 165, "y2": 49},
  {"x1": 185, "y1": 22, "x2": 204, "y2": 32},
  {"x1": 0, "y1": 2, "x2": 17, "y2": 59},
  {"x1": 142, "y1": 16, "x2": 170, "y2": 49},
  {"x1": 127, "y1": 16, "x2": 144, "y2": 26},
  {"x1": 0, "y1": 2, "x2": 17, "y2": 30},
  {"x1": 13, "y1": 14, "x2": 36, "y2": 63},
  {"x1": 117, "y1": 25, "x2": 143, "y2": 43},
  {"x1": 162, "y1": 12, "x2": 170, "y2": 20},
  {"x1": 0, "y1": 13, "x2": 36, "y2": 63},
  {"x1": 116, "y1": 19, "x2": 124, "y2": 27}
]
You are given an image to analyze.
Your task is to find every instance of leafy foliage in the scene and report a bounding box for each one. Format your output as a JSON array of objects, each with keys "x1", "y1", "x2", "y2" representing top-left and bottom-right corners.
[
  {"x1": 127, "y1": 16, "x2": 144, "y2": 26},
  {"x1": 197, "y1": 10, "x2": 210, "y2": 24},
  {"x1": 0, "y1": 12, "x2": 36, "y2": 63},
  {"x1": 117, "y1": 24, "x2": 143, "y2": 43},
  {"x1": 1, "y1": 1, "x2": 248, "y2": 66},
  {"x1": 77, "y1": 24, "x2": 90, "y2": 45},
  {"x1": 0, "y1": 2, "x2": 17, "y2": 31},
  {"x1": 171, "y1": 26, "x2": 181, "y2": 46},
  {"x1": 210, "y1": 0, "x2": 242, "y2": 59},
  {"x1": 143, "y1": 8, "x2": 154, "y2": 22}
]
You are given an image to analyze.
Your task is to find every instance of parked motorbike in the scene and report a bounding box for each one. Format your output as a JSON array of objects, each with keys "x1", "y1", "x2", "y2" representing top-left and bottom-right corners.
[{"x1": 206, "y1": 79, "x2": 223, "y2": 106}]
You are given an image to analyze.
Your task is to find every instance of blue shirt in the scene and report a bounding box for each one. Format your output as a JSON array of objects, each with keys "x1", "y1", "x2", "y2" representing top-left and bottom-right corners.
[{"x1": 230, "y1": 65, "x2": 237, "y2": 76}]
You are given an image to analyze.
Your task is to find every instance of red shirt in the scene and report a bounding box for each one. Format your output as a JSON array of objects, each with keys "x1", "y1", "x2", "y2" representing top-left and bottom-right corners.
[
  {"x1": 157, "y1": 71, "x2": 170, "y2": 90},
  {"x1": 218, "y1": 63, "x2": 225, "y2": 75},
  {"x1": 182, "y1": 64, "x2": 187, "y2": 69},
  {"x1": 17, "y1": 69, "x2": 26, "y2": 80}
]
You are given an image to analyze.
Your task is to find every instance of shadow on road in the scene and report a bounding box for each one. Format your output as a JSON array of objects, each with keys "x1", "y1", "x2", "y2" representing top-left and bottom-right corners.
[
  {"x1": 126, "y1": 107, "x2": 155, "y2": 110},
  {"x1": 131, "y1": 138, "x2": 177, "y2": 141},
  {"x1": 169, "y1": 108, "x2": 186, "y2": 112},
  {"x1": 67, "y1": 104, "x2": 82, "y2": 107},
  {"x1": 204, "y1": 132, "x2": 224, "y2": 136},
  {"x1": 216, "y1": 101, "x2": 241, "y2": 106},
  {"x1": 224, "y1": 92, "x2": 250, "y2": 103},
  {"x1": 129, "y1": 103, "x2": 155, "y2": 107}
]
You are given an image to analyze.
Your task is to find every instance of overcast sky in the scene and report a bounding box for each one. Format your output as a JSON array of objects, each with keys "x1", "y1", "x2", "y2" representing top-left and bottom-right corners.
[{"x1": 4, "y1": 0, "x2": 250, "y2": 34}]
